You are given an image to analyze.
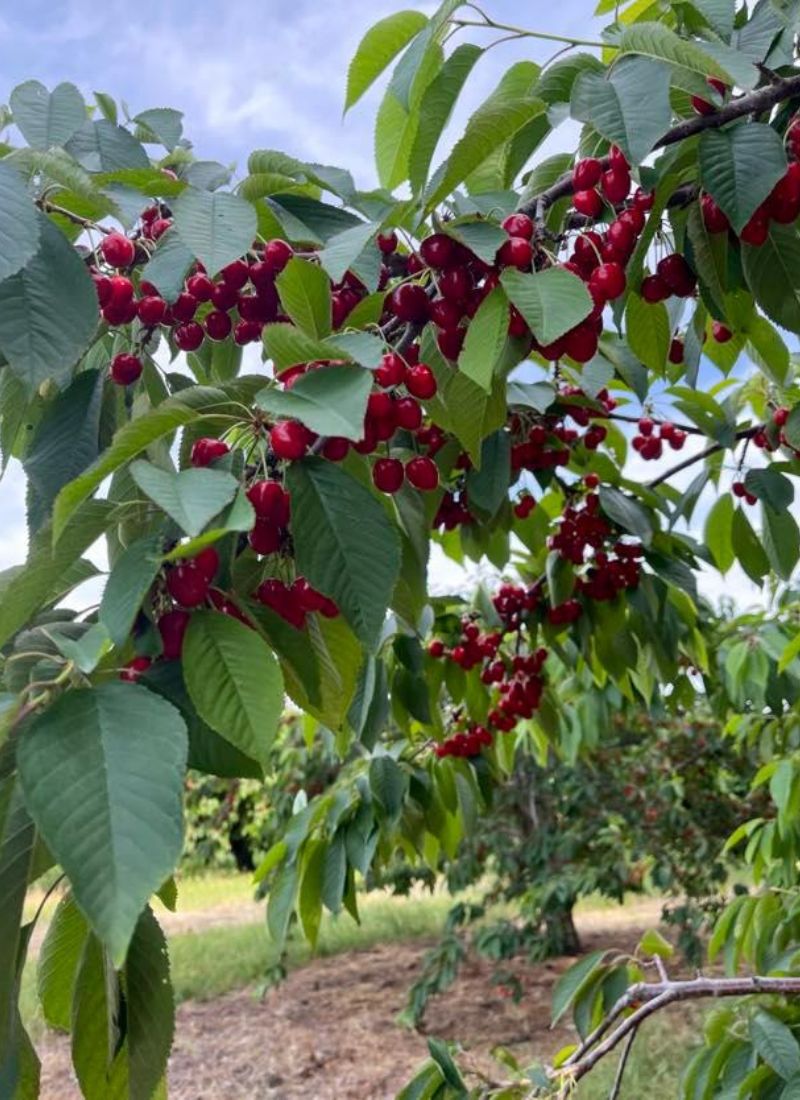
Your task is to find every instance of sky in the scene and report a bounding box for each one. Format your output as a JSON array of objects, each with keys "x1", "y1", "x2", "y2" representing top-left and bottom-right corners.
[{"x1": 0, "y1": 0, "x2": 766, "y2": 608}]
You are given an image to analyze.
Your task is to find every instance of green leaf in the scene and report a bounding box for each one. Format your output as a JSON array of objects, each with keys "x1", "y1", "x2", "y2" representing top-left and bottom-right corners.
[
  {"x1": 427, "y1": 1038, "x2": 467, "y2": 1092},
  {"x1": 466, "y1": 430, "x2": 511, "y2": 517},
  {"x1": 369, "y1": 755, "x2": 406, "y2": 820},
  {"x1": 322, "y1": 832, "x2": 347, "y2": 915},
  {"x1": 9, "y1": 80, "x2": 86, "y2": 150},
  {"x1": 256, "y1": 365, "x2": 372, "y2": 441},
  {"x1": 571, "y1": 56, "x2": 671, "y2": 165},
  {"x1": 298, "y1": 838, "x2": 326, "y2": 946},
  {"x1": 507, "y1": 380, "x2": 555, "y2": 413},
  {"x1": 133, "y1": 107, "x2": 183, "y2": 150},
  {"x1": 142, "y1": 228, "x2": 196, "y2": 303},
  {"x1": 425, "y1": 96, "x2": 546, "y2": 210},
  {"x1": 99, "y1": 534, "x2": 164, "y2": 648},
  {"x1": 745, "y1": 467, "x2": 794, "y2": 513},
  {"x1": 130, "y1": 460, "x2": 239, "y2": 537},
  {"x1": 552, "y1": 950, "x2": 608, "y2": 1024},
  {"x1": 286, "y1": 458, "x2": 401, "y2": 650},
  {"x1": 742, "y1": 224, "x2": 800, "y2": 335},
  {"x1": 457, "y1": 286, "x2": 508, "y2": 392},
  {"x1": 326, "y1": 331, "x2": 387, "y2": 369},
  {"x1": 751, "y1": 1009, "x2": 800, "y2": 1080},
  {"x1": 345, "y1": 10, "x2": 429, "y2": 111},
  {"x1": 0, "y1": 500, "x2": 115, "y2": 649},
  {"x1": 781, "y1": 1076, "x2": 800, "y2": 1100},
  {"x1": 688, "y1": 0, "x2": 734, "y2": 38},
  {"x1": 125, "y1": 906, "x2": 174, "y2": 1100},
  {"x1": 37, "y1": 894, "x2": 89, "y2": 1032},
  {"x1": 638, "y1": 928, "x2": 675, "y2": 958},
  {"x1": 599, "y1": 486, "x2": 654, "y2": 545},
  {"x1": 18, "y1": 682, "x2": 187, "y2": 964},
  {"x1": 23, "y1": 368, "x2": 104, "y2": 535},
  {"x1": 52, "y1": 385, "x2": 236, "y2": 540},
  {"x1": 182, "y1": 611, "x2": 284, "y2": 766},
  {"x1": 625, "y1": 293, "x2": 670, "y2": 372},
  {"x1": 686, "y1": 201, "x2": 727, "y2": 317},
  {"x1": 704, "y1": 493, "x2": 735, "y2": 573},
  {"x1": 275, "y1": 257, "x2": 332, "y2": 339},
  {"x1": 0, "y1": 162, "x2": 40, "y2": 282},
  {"x1": 616, "y1": 22, "x2": 736, "y2": 83},
  {"x1": 0, "y1": 214, "x2": 97, "y2": 393},
  {"x1": 171, "y1": 187, "x2": 257, "y2": 277},
  {"x1": 266, "y1": 861, "x2": 298, "y2": 948},
  {"x1": 762, "y1": 505, "x2": 800, "y2": 581},
  {"x1": 443, "y1": 220, "x2": 507, "y2": 265},
  {"x1": 0, "y1": 781, "x2": 37, "y2": 1051},
  {"x1": 408, "y1": 43, "x2": 482, "y2": 193},
  {"x1": 66, "y1": 119, "x2": 150, "y2": 172},
  {"x1": 700, "y1": 124, "x2": 787, "y2": 234},
  {"x1": 732, "y1": 505, "x2": 769, "y2": 583},
  {"x1": 70, "y1": 934, "x2": 126, "y2": 1098},
  {"x1": 745, "y1": 315, "x2": 789, "y2": 386},
  {"x1": 500, "y1": 267, "x2": 592, "y2": 346},
  {"x1": 318, "y1": 222, "x2": 377, "y2": 286}
]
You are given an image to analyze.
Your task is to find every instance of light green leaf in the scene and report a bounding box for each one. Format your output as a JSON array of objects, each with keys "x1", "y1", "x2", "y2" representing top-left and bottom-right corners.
[
  {"x1": 275, "y1": 257, "x2": 332, "y2": 339},
  {"x1": 0, "y1": 162, "x2": 40, "y2": 282},
  {"x1": 70, "y1": 935, "x2": 126, "y2": 1098},
  {"x1": 751, "y1": 1009, "x2": 800, "y2": 1080},
  {"x1": 125, "y1": 906, "x2": 174, "y2": 1100},
  {"x1": 66, "y1": 119, "x2": 150, "y2": 172},
  {"x1": 408, "y1": 43, "x2": 482, "y2": 193},
  {"x1": 171, "y1": 187, "x2": 257, "y2": 277},
  {"x1": 638, "y1": 928, "x2": 675, "y2": 958},
  {"x1": 745, "y1": 315, "x2": 789, "y2": 385},
  {"x1": 37, "y1": 894, "x2": 89, "y2": 1032},
  {"x1": 298, "y1": 838, "x2": 326, "y2": 946},
  {"x1": 458, "y1": 286, "x2": 509, "y2": 392},
  {"x1": 286, "y1": 457, "x2": 401, "y2": 650},
  {"x1": 704, "y1": 493, "x2": 735, "y2": 573},
  {"x1": 761, "y1": 505, "x2": 799, "y2": 581},
  {"x1": 0, "y1": 214, "x2": 97, "y2": 393},
  {"x1": 256, "y1": 365, "x2": 371, "y2": 441},
  {"x1": 625, "y1": 293, "x2": 670, "y2": 372},
  {"x1": 571, "y1": 56, "x2": 671, "y2": 165},
  {"x1": 700, "y1": 124, "x2": 787, "y2": 234},
  {"x1": 617, "y1": 21, "x2": 737, "y2": 83},
  {"x1": 9, "y1": 80, "x2": 86, "y2": 150},
  {"x1": 100, "y1": 534, "x2": 164, "y2": 648},
  {"x1": 552, "y1": 950, "x2": 608, "y2": 1024},
  {"x1": 129, "y1": 460, "x2": 239, "y2": 537},
  {"x1": 500, "y1": 267, "x2": 593, "y2": 346},
  {"x1": 183, "y1": 611, "x2": 284, "y2": 766},
  {"x1": 443, "y1": 220, "x2": 507, "y2": 265},
  {"x1": 688, "y1": 0, "x2": 734, "y2": 39},
  {"x1": 18, "y1": 682, "x2": 187, "y2": 964},
  {"x1": 345, "y1": 10, "x2": 429, "y2": 111}
]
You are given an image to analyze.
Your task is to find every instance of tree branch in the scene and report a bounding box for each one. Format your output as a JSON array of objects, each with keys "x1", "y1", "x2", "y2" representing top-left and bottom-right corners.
[
  {"x1": 555, "y1": 975, "x2": 800, "y2": 1086},
  {"x1": 519, "y1": 72, "x2": 800, "y2": 217},
  {"x1": 646, "y1": 427, "x2": 758, "y2": 489},
  {"x1": 608, "y1": 1026, "x2": 638, "y2": 1100}
]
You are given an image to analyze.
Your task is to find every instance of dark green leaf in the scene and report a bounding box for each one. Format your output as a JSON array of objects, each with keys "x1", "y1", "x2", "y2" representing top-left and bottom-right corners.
[
  {"x1": 571, "y1": 56, "x2": 671, "y2": 165},
  {"x1": 700, "y1": 124, "x2": 787, "y2": 234},
  {"x1": 275, "y1": 257, "x2": 332, "y2": 339},
  {"x1": 256, "y1": 365, "x2": 372, "y2": 441},
  {"x1": 9, "y1": 81, "x2": 86, "y2": 150},
  {"x1": 99, "y1": 534, "x2": 163, "y2": 648},
  {"x1": 0, "y1": 162, "x2": 40, "y2": 282},
  {"x1": 458, "y1": 286, "x2": 508, "y2": 392},
  {"x1": 130, "y1": 460, "x2": 239, "y2": 536},
  {"x1": 171, "y1": 187, "x2": 258, "y2": 277},
  {"x1": 599, "y1": 486, "x2": 654, "y2": 544}
]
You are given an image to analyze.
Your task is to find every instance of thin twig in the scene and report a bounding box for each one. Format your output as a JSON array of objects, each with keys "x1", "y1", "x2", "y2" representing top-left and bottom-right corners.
[
  {"x1": 647, "y1": 426, "x2": 758, "y2": 489},
  {"x1": 609, "y1": 1026, "x2": 638, "y2": 1100}
]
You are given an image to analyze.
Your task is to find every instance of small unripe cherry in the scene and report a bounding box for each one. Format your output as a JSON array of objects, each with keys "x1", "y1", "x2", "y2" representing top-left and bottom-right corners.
[
  {"x1": 270, "y1": 420, "x2": 308, "y2": 461},
  {"x1": 174, "y1": 322, "x2": 204, "y2": 351},
  {"x1": 372, "y1": 457, "x2": 404, "y2": 494},
  {"x1": 405, "y1": 455, "x2": 439, "y2": 491},
  {"x1": 406, "y1": 364, "x2": 437, "y2": 400},
  {"x1": 101, "y1": 232, "x2": 136, "y2": 268},
  {"x1": 190, "y1": 437, "x2": 230, "y2": 467},
  {"x1": 501, "y1": 212, "x2": 534, "y2": 239},
  {"x1": 110, "y1": 352, "x2": 143, "y2": 385}
]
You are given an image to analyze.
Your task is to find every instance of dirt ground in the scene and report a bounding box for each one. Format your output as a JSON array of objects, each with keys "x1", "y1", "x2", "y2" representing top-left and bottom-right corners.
[{"x1": 36, "y1": 901, "x2": 665, "y2": 1100}]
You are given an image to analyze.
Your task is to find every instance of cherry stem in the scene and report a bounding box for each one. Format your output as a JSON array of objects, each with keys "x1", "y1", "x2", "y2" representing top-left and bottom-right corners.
[
  {"x1": 37, "y1": 199, "x2": 113, "y2": 235},
  {"x1": 452, "y1": 10, "x2": 605, "y2": 49}
]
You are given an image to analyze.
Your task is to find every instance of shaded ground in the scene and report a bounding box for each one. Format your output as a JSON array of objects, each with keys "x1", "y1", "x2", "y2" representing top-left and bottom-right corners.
[{"x1": 36, "y1": 900, "x2": 665, "y2": 1100}]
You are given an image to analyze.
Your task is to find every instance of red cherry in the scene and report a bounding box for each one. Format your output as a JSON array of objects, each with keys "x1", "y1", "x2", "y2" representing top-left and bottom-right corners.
[
  {"x1": 574, "y1": 189, "x2": 603, "y2": 217},
  {"x1": 619, "y1": 206, "x2": 645, "y2": 235},
  {"x1": 248, "y1": 520, "x2": 282, "y2": 556},
  {"x1": 406, "y1": 364, "x2": 437, "y2": 400},
  {"x1": 428, "y1": 639, "x2": 445, "y2": 658},
  {"x1": 508, "y1": 306, "x2": 528, "y2": 338},
  {"x1": 174, "y1": 322, "x2": 204, "y2": 351},
  {"x1": 497, "y1": 237, "x2": 533, "y2": 270},
  {"x1": 322, "y1": 437, "x2": 349, "y2": 461},
  {"x1": 187, "y1": 273, "x2": 215, "y2": 301},
  {"x1": 638, "y1": 417, "x2": 654, "y2": 437},
  {"x1": 263, "y1": 239, "x2": 294, "y2": 273},
  {"x1": 641, "y1": 274, "x2": 671, "y2": 303},
  {"x1": 210, "y1": 281, "x2": 239, "y2": 311},
  {"x1": 167, "y1": 562, "x2": 211, "y2": 607},
  {"x1": 767, "y1": 167, "x2": 800, "y2": 224},
  {"x1": 669, "y1": 338, "x2": 684, "y2": 364},
  {"x1": 93, "y1": 274, "x2": 113, "y2": 307},
  {"x1": 429, "y1": 298, "x2": 463, "y2": 330},
  {"x1": 732, "y1": 480, "x2": 747, "y2": 498},
  {"x1": 158, "y1": 610, "x2": 190, "y2": 660},
  {"x1": 375, "y1": 352, "x2": 406, "y2": 388},
  {"x1": 563, "y1": 321, "x2": 598, "y2": 363},
  {"x1": 589, "y1": 262, "x2": 626, "y2": 302},
  {"x1": 205, "y1": 310, "x2": 233, "y2": 340},
  {"x1": 220, "y1": 260, "x2": 250, "y2": 290},
  {"x1": 108, "y1": 275, "x2": 134, "y2": 305},
  {"x1": 712, "y1": 321, "x2": 732, "y2": 343},
  {"x1": 190, "y1": 437, "x2": 230, "y2": 467},
  {"x1": 501, "y1": 212, "x2": 534, "y2": 239},
  {"x1": 438, "y1": 266, "x2": 472, "y2": 302},
  {"x1": 633, "y1": 188, "x2": 655, "y2": 211},
  {"x1": 774, "y1": 406, "x2": 790, "y2": 427},
  {"x1": 606, "y1": 220, "x2": 636, "y2": 254},
  {"x1": 740, "y1": 209, "x2": 770, "y2": 246},
  {"x1": 249, "y1": 261, "x2": 275, "y2": 291},
  {"x1": 601, "y1": 167, "x2": 631, "y2": 204},
  {"x1": 110, "y1": 352, "x2": 142, "y2": 385},
  {"x1": 247, "y1": 480, "x2": 290, "y2": 525},
  {"x1": 388, "y1": 283, "x2": 429, "y2": 323},
  {"x1": 149, "y1": 218, "x2": 171, "y2": 240},
  {"x1": 171, "y1": 292, "x2": 198, "y2": 323},
  {"x1": 419, "y1": 233, "x2": 456, "y2": 269},
  {"x1": 372, "y1": 457, "x2": 404, "y2": 494},
  {"x1": 609, "y1": 145, "x2": 629, "y2": 170},
  {"x1": 437, "y1": 327, "x2": 465, "y2": 360},
  {"x1": 137, "y1": 295, "x2": 166, "y2": 327},
  {"x1": 395, "y1": 397, "x2": 423, "y2": 431},
  {"x1": 656, "y1": 254, "x2": 696, "y2": 296},
  {"x1": 120, "y1": 655, "x2": 152, "y2": 682},
  {"x1": 584, "y1": 473, "x2": 600, "y2": 490},
  {"x1": 270, "y1": 420, "x2": 309, "y2": 460},
  {"x1": 691, "y1": 77, "x2": 727, "y2": 116},
  {"x1": 377, "y1": 231, "x2": 398, "y2": 254},
  {"x1": 666, "y1": 428, "x2": 687, "y2": 450},
  {"x1": 233, "y1": 320, "x2": 262, "y2": 345},
  {"x1": 100, "y1": 232, "x2": 136, "y2": 268},
  {"x1": 701, "y1": 194, "x2": 729, "y2": 233},
  {"x1": 572, "y1": 158, "x2": 602, "y2": 191},
  {"x1": 193, "y1": 546, "x2": 220, "y2": 583},
  {"x1": 405, "y1": 455, "x2": 439, "y2": 491}
]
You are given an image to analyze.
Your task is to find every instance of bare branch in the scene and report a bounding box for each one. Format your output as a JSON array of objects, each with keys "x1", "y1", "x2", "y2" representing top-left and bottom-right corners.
[{"x1": 609, "y1": 1026, "x2": 638, "y2": 1100}]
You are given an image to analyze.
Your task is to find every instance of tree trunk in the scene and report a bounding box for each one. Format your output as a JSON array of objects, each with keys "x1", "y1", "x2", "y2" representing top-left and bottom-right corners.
[{"x1": 544, "y1": 902, "x2": 582, "y2": 956}]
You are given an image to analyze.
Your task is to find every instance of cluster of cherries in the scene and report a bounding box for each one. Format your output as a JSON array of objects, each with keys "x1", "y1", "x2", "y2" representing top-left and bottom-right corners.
[
  {"x1": 631, "y1": 416, "x2": 688, "y2": 461},
  {"x1": 427, "y1": 617, "x2": 549, "y2": 758}
]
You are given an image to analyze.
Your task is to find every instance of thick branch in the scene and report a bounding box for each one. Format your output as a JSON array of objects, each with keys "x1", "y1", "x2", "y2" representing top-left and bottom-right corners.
[
  {"x1": 519, "y1": 72, "x2": 800, "y2": 217},
  {"x1": 556, "y1": 975, "x2": 800, "y2": 1085}
]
